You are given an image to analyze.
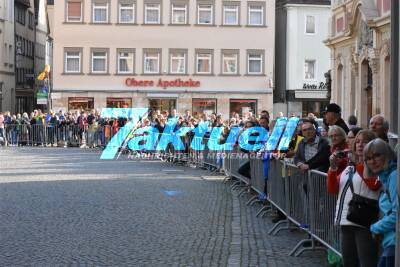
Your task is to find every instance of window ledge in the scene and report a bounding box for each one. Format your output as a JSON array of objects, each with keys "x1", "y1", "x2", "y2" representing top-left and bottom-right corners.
[
  {"x1": 62, "y1": 72, "x2": 85, "y2": 75},
  {"x1": 141, "y1": 73, "x2": 162, "y2": 75},
  {"x1": 88, "y1": 72, "x2": 111, "y2": 75},
  {"x1": 219, "y1": 24, "x2": 241, "y2": 27},
  {"x1": 193, "y1": 73, "x2": 215, "y2": 76},
  {"x1": 114, "y1": 73, "x2": 136, "y2": 76},
  {"x1": 166, "y1": 73, "x2": 190, "y2": 76},
  {"x1": 168, "y1": 23, "x2": 190, "y2": 26},
  {"x1": 63, "y1": 21, "x2": 86, "y2": 24},
  {"x1": 115, "y1": 22, "x2": 138, "y2": 26},
  {"x1": 194, "y1": 23, "x2": 216, "y2": 27},
  {"x1": 89, "y1": 22, "x2": 112, "y2": 25},
  {"x1": 244, "y1": 74, "x2": 266, "y2": 77},
  {"x1": 245, "y1": 25, "x2": 267, "y2": 28},
  {"x1": 219, "y1": 74, "x2": 241, "y2": 77},
  {"x1": 141, "y1": 23, "x2": 164, "y2": 26}
]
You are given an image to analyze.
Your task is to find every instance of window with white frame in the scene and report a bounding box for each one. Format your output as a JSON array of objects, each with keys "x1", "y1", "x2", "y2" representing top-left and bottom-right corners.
[
  {"x1": 305, "y1": 15, "x2": 315, "y2": 34},
  {"x1": 222, "y1": 52, "x2": 238, "y2": 74},
  {"x1": 65, "y1": 51, "x2": 81, "y2": 73},
  {"x1": 93, "y1": 2, "x2": 108, "y2": 23},
  {"x1": 144, "y1": 51, "x2": 160, "y2": 73},
  {"x1": 67, "y1": 1, "x2": 82, "y2": 22},
  {"x1": 198, "y1": 4, "x2": 213, "y2": 24},
  {"x1": 304, "y1": 60, "x2": 316, "y2": 80},
  {"x1": 196, "y1": 52, "x2": 212, "y2": 74},
  {"x1": 144, "y1": 3, "x2": 161, "y2": 24},
  {"x1": 91, "y1": 51, "x2": 107, "y2": 73},
  {"x1": 248, "y1": 4, "x2": 263, "y2": 26},
  {"x1": 223, "y1": 5, "x2": 239, "y2": 25},
  {"x1": 119, "y1": 3, "x2": 135, "y2": 23},
  {"x1": 248, "y1": 52, "x2": 262, "y2": 74},
  {"x1": 171, "y1": 4, "x2": 187, "y2": 24},
  {"x1": 170, "y1": 51, "x2": 186, "y2": 74},
  {"x1": 118, "y1": 51, "x2": 134, "y2": 73}
]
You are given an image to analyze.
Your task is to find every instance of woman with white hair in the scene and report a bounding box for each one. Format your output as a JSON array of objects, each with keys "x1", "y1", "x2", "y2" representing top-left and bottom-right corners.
[
  {"x1": 327, "y1": 130, "x2": 380, "y2": 267},
  {"x1": 364, "y1": 138, "x2": 398, "y2": 267}
]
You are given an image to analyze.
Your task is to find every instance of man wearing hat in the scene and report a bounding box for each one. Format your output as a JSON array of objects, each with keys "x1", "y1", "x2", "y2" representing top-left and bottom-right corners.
[{"x1": 324, "y1": 103, "x2": 349, "y2": 134}]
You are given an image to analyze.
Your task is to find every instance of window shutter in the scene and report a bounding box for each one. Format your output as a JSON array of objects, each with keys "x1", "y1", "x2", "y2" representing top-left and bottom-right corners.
[{"x1": 68, "y1": 2, "x2": 81, "y2": 18}]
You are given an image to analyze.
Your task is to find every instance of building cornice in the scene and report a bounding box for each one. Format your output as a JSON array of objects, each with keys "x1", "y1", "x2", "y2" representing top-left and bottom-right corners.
[
  {"x1": 285, "y1": 4, "x2": 331, "y2": 9},
  {"x1": 52, "y1": 89, "x2": 273, "y2": 94}
]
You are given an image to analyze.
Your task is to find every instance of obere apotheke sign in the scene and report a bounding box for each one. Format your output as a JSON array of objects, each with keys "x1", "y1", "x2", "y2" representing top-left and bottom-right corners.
[{"x1": 125, "y1": 78, "x2": 201, "y2": 89}]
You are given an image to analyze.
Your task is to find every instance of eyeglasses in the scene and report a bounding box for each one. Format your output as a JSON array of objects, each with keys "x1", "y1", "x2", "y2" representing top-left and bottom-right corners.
[
  {"x1": 365, "y1": 153, "x2": 383, "y2": 162},
  {"x1": 328, "y1": 134, "x2": 340, "y2": 138},
  {"x1": 302, "y1": 127, "x2": 315, "y2": 132}
]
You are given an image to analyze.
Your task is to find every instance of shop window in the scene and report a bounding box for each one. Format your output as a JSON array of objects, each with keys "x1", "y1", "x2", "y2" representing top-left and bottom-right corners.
[
  {"x1": 68, "y1": 97, "x2": 94, "y2": 111},
  {"x1": 229, "y1": 99, "x2": 257, "y2": 117},
  {"x1": 106, "y1": 97, "x2": 132, "y2": 108},
  {"x1": 149, "y1": 98, "x2": 176, "y2": 114},
  {"x1": 192, "y1": 98, "x2": 217, "y2": 117}
]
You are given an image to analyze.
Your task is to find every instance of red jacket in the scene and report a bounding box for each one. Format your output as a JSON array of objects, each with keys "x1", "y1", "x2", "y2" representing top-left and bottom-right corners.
[{"x1": 327, "y1": 162, "x2": 381, "y2": 194}]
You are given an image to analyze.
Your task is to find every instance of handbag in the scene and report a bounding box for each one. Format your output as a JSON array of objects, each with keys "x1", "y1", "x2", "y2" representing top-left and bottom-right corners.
[{"x1": 346, "y1": 167, "x2": 379, "y2": 228}]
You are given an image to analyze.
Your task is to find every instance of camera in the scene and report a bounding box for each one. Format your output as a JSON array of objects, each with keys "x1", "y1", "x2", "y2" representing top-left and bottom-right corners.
[{"x1": 335, "y1": 150, "x2": 349, "y2": 159}]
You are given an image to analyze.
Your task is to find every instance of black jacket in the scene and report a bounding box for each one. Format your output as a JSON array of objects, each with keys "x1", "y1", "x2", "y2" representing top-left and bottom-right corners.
[
  {"x1": 334, "y1": 118, "x2": 349, "y2": 134},
  {"x1": 294, "y1": 136, "x2": 331, "y2": 173}
]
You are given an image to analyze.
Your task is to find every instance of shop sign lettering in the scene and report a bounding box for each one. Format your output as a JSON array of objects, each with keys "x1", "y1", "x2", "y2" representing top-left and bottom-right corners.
[
  {"x1": 303, "y1": 82, "x2": 327, "y2": 90},
  {"x1": 125, "y1": 78, "x2": 201, "y2": 89}
]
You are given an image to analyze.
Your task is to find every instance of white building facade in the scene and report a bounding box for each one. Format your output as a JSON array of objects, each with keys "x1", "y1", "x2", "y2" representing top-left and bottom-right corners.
[
  {"x1": 285, "y1": 3, "x2": 331, "y2": 117},
  {"x1": 0, "y1": 0, "x2": 15, "y2": 112},
  {"x1": 51, "y1": 0, "x2": 275, "y2": 118}
]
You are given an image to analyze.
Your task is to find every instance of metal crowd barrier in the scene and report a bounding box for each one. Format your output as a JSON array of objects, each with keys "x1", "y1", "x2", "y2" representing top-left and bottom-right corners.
[
  {"x1": 3, "y1": 124, "x2": 116, "y2": 148},
  {"x1": 216, "y1": 151, "x2": 341, "y2": 258}
]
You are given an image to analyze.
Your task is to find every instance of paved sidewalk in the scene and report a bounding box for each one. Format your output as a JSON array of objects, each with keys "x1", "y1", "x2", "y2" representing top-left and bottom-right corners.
[{"x1": 0, "y1": 147, "x2": 326, "y2": 266}]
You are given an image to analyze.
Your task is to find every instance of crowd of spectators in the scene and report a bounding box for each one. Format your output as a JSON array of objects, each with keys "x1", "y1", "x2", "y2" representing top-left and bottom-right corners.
[{"x1": 0, "y1": 103, "x2": 398, "y2": 266}]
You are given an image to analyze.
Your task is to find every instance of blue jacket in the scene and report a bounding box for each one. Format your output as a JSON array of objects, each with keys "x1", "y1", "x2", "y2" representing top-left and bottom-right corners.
[{"x1": 370, "y1": 162, "x2": 398, "y2": 249}]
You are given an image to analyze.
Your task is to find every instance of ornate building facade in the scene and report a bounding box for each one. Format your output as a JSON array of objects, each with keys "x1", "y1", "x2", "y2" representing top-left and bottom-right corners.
[{"x1": 325, "y1": 0, "x2": 391, "y2": 129}]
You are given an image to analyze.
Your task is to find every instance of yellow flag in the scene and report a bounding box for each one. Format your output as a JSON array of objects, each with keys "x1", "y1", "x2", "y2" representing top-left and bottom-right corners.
[
  {"x1": 44, "y1": 64, "x2": 50, "y2": 73},
  {"x1": 37, "y1": 72, "x2": 46, "y2": 81}
]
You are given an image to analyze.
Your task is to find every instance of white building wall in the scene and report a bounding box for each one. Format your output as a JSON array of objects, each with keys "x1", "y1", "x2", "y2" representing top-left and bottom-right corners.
[{"x1": 286, "y1": 4, "x2": 331, "y2": 90}]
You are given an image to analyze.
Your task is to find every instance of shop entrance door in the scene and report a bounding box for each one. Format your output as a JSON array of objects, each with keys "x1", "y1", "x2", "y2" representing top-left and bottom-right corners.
[{"x1": 148, "y1": 99, "x2": 177, "y2": 114}]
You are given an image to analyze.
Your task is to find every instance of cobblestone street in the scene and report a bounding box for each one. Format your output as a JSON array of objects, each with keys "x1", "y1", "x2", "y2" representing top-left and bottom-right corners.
[{"x1": 0, "y1": 148, "x2": 326, "y2": 266}]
